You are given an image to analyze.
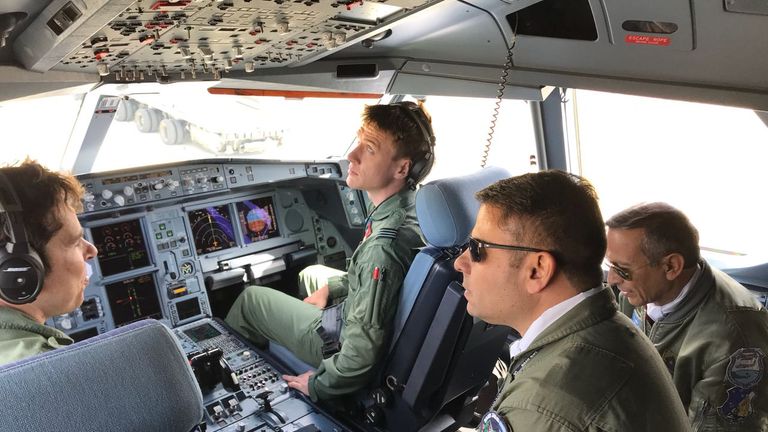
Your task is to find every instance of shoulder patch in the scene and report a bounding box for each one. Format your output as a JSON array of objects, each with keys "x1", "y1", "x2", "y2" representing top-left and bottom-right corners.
[
  {"x1": 725, "y1": 348, "x2": 764, "y2": 389},
  {"x1": 718, "y1": 348, "x2": 765, "y2": 423},
  {"x1": 477, "y1": 411, "x2": 510, "y2": 432}
]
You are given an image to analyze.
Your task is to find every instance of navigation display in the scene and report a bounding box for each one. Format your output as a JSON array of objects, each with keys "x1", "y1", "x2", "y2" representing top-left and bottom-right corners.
[
  {"x1": 105, "y1": 274, "x2": 163, "y2": 327},
  {"x1": 187, "y1": 205, "x2": 237, "y2": 255},
  {"x1": 176, "y1": 297, "x2": 202, "y2": 322},
  {"x1": 236, "y1": 196, "x2": 280, "y2": 244},
  {"x1": 92, "y1": 219, "x2": 150, "y2": 277}
]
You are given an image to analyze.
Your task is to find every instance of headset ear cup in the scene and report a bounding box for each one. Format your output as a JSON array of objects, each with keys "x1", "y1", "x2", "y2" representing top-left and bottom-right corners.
[
  {"x1": 410, "y1": 159, "x2": 426, "y2": 183},
  {"x1": 407, "y1": 149, "x2": 434, "y2": 189},
  {"x1": 0, "y1": 244, "x2": 44, "y2": 305},
  {"x1": 0, "y1": 171, "x2": 46, "y2": 305}
]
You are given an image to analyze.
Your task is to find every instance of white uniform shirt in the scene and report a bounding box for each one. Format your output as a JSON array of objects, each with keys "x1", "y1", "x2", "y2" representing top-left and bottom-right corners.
[{"x1": 646, "y1": 264, "x2": 701, "y2": 322}]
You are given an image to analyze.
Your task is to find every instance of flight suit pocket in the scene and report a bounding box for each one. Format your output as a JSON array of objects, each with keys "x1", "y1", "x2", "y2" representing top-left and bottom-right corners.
[
  {"x1": 372, "y1": 268, "x2": 385, "y2": 325},
  {"x1": 366, "y1": 267, "x2": 385, "y2": 324},
  {"x1": 691, "y1": 398, "x2": 719, "y2": 432}
]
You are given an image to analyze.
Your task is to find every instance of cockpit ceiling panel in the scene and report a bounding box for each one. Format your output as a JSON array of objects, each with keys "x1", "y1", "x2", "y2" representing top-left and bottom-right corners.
[{"x1": 29, "y1": 0, "x2": 440, "y2": 81}]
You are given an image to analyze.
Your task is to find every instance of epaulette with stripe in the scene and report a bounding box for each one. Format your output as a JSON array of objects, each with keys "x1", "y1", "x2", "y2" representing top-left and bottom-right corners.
[{"x1": 375, "y1": 228, "x2": 399, "y2": 240}]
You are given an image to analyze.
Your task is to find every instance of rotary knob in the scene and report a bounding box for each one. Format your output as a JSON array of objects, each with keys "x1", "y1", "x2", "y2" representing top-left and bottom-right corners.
[{"x1": 59, "y1": 316, "x2": 73, "y2": 330}]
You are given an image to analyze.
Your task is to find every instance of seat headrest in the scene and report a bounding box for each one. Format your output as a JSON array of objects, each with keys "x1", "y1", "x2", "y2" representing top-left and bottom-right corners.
[
  {"x1": 416, "y1": 166, "x2": 510, "y2": 248},
  {"x1": 0, "y1": 319, "x2": 203, "y2": 432}
]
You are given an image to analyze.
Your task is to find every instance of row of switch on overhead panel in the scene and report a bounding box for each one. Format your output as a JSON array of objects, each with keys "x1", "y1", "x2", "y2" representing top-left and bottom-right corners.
[{"x1": 83, "y1": 175, "x2": 227, "y2": 210}]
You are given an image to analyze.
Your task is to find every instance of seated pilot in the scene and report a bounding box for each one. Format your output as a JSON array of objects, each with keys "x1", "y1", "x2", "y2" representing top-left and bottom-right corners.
[
  {"x1": 225, "y1": 102, "x2": 436, "y2": 402},
  {"x1": 0, "y1": 160, "x2": 98, "y2": 366}
]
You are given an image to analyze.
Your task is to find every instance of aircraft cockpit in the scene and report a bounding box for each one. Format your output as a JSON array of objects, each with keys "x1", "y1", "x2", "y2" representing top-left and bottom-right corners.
[{"x1": 1, "y1": 0, "x2": 768, "y2": 431}]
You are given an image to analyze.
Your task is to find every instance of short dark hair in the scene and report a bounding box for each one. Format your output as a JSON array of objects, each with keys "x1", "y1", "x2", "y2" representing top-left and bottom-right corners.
[
  {"x1": 476, "y1": 170, "x2": 606, "y2": 290},
  {"x1": 606, "y1": 202, "x2": 700, "y2": 268},
  {"x1": 0, "y1": 160, "x2": 84, "y2": 270},
  {"x1": 362, "y1": 101, "x2": 435, "y2": 180}
]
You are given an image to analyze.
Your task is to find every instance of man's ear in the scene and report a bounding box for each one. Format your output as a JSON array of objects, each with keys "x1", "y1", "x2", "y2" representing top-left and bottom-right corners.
[
  {"x1": 526, "y1": 252, "x2": 556, "y2": 294},
  {"x1": 664, "y1": 253, "x2": 686, "y2": 281},
  {"x1": 394, "y1": 158, "x2": 410, "y2": 180}
]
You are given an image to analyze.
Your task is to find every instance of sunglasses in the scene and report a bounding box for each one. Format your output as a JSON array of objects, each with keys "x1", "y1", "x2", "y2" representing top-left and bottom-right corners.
[
  {"x1": 603, "y1": 260, "x2": 632, "y2": 281},
  {"x1": 464, "y1": 236, "x2": 555, "y2": 263},
  {"x1": 603, "y1": 259, "x2": 655, "y2": 281}
]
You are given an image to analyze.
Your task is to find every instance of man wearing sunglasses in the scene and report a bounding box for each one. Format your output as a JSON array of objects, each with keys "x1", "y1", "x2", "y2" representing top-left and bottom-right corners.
[
  {"x1": 455, "y1": 171, "x2": 688, "y2": 431},
  {"x1": 606, "y1": 202, "x2": 768, "y2": 429}
]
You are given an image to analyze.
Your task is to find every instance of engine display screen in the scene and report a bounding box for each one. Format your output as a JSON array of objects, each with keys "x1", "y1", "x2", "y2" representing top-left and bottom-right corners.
[
  {"x1": 92, "y1": 219, "x2": 150, "y2": 277},
  {"x1": 236, "y1": 196, "x2": 280, "y2": 244},
  {"x1": 176, "y1": 297, "x2": 202, "y2": 322},
  {"x1": 187, "y1": 205, "x2": 237, "y2": 255},
  {"x1": 105, "y1": 274, "x2": 163, "y2": 327},
  {"x1": 184, "y1": 323, "x2": 222, "y2": 343}
]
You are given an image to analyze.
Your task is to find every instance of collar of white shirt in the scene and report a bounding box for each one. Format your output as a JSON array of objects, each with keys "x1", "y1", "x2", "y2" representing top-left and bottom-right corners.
[
  {"x1": 646, "y1": 263, "x2": 701, "y2": 322},
  {"x1": 509, "y1": 286, "x2": 603, "y2": 359}
]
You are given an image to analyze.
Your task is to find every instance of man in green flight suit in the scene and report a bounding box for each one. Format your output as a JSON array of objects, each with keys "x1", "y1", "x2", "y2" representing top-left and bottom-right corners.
[
  {"x1": 226, "y1": 101, "x2": 435, "y2": 402},
  {"x1": 0, "y1": 160, "x2": 98, "y2": 366},
  {"x1": 606, "y1": 202, "x2": 768, "y2": 430},
  {"x1": 454, "y1": 171, "x2": 690, "y2": 431}
]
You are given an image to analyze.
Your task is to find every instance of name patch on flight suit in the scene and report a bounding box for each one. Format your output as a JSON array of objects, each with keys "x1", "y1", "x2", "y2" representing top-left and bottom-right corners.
[
  {"x1": 477, "y1": 411, "x2": 510, "y2": 432},
  {"x1": 718, "y1": 347, "x2": 765, "y2": 423}
]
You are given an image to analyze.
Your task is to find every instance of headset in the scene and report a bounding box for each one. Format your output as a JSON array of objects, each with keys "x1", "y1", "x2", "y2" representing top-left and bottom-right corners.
[
  {"x1": 0, "y1": 171, "x2": 45, "y2": 305},
  {"x1": 392, "y1": 103, "x2": 436, "y2": 190}
]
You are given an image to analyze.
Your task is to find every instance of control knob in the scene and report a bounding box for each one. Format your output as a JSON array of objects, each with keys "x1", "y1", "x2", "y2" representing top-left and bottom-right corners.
[
  {"x1": 59, "y1": 316, "x2": 73, "y2": 330},
  {"x1": 122, "y1": 186, "x2": 134, "y2": 196},
  {"x1": 211, "y1": 176, "x2": 224, "y2": 184},
  {"x1": 113, "y1": 194, "x2": 125, "y2": 207},
  {"x1": 101, "y1": 189, "x2": 113, "y2": 199}
]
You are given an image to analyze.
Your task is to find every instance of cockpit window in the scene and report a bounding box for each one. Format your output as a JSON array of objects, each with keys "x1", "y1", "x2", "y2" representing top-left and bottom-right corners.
[
  {"x1": 83, "y1": 82, "x2": 380, "y2": 173},
  {"x1": 571, "y1": 89, "x2": 768, "y2": 258},
  {"x1": 0, "y1": 91, "x2": 85, "y2": 169}
]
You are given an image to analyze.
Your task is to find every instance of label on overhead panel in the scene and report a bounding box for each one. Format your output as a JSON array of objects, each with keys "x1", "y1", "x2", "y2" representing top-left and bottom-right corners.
[{"x1": 625, "y1": 34, "x2": 671, "y2": 46}]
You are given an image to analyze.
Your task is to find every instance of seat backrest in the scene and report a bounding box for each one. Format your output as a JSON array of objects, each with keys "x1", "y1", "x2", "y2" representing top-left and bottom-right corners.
[
  {"x1": 0, "y1": 319, "x2": 204, "y2": 432},
  {"x1": 366, "y1": 166, "x2": 511, "y2": 431}
]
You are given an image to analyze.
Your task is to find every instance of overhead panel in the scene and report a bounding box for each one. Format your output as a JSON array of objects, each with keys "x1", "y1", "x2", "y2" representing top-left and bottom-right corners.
[
  {"x1": 13, "y1": 0, "x2": 440, "y2": 82},
  {"x1": 600, "y1": 0, "x2": 693, "y2": 51},
  {"x1": 14, "y1": 0, "x2": 136, "y2": 72}
]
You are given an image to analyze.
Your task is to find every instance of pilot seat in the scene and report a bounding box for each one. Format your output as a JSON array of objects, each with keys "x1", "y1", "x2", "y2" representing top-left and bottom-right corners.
[{"x1": 271, "y1": 166, "x2": 512, "y2": 431}]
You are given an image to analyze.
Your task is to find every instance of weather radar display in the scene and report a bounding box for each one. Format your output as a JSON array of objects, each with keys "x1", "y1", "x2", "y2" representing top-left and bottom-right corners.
[
  {"x1": 187, "y1": 205, "x2": 237, "y2": 255},
  {"x1": 236, "y1": 196, "x2": 280, "y2": 244}
]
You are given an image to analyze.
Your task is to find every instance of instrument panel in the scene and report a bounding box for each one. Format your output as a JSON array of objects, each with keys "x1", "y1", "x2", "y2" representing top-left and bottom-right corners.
[
  {"x1": 174, "y1": 318, "x2": 345, "y2": 432},
  {"x1": 50, "y1": 159, "x2": 366, "y2": 340}
]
